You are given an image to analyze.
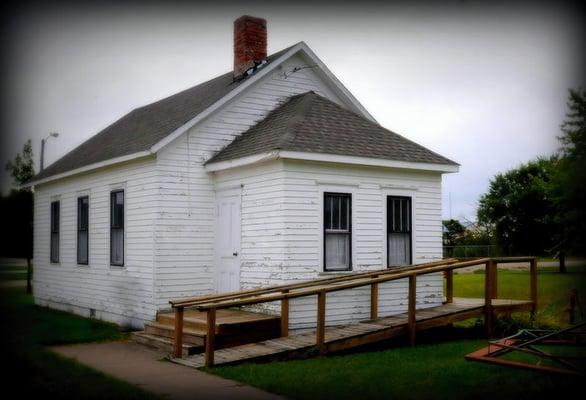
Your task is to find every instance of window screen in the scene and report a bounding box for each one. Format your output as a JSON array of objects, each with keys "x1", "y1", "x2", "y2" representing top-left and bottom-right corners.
[
  {"x1": 77, "y1": 196, "x2": 89, "y2": 265},
  {"x1": 110, "y1": 190, "x2": 124, "y2": 266},
  {"x1": 50, "y1": 201, "x2": 60, "y2": 263},
  {"x1": 324, "y1": 193, "x2": 351, "y2": 271},
  {"x1": 387, "y1": 196, "x2": 411, "y2": 267}
]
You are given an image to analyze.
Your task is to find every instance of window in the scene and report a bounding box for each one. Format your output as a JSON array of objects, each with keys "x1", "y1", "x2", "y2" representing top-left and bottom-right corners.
[
  {"x1": 77, "y1": 196, "x2": 89, "y2": 265},
  {"x1": 50, "y1": 201, "x2": 60, "y2": 263},
  {"x1": 387, "y1": 196, "x2": 412, "y2": 267},
  {"x1": 324, "y1": 192, "x2": 352, "y2": 271},
  {"x1": 110, "y1": 190, "x2": 124, "y2": 266}
]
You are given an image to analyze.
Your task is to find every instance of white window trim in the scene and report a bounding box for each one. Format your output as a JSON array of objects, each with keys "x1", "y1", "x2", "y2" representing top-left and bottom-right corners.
[
  {"x1": 76, "y1": 190, "x2": 91, "y2": 267},
  {"x1": 382, "y1": 188, "x2": 418, "y2": 268},
  {"x1": 109, "y1": 183, "x2": 127, "y2": 269},
  {"x1": 318, "y1": 185, "x2": 357, "y2": 273}
]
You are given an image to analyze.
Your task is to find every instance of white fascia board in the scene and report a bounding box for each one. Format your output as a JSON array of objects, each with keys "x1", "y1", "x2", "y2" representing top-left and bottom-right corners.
[
  {"x1": 22, "y1": 151, "x2": 154, "y2": 188},
  {"x1": 150, "y1": 42, "x2": 376, "y2": 154},
  {"x1": 296, "y1": 42, "x2": 377, "y2": 123},
  {"x1": 204, "y1": 151, "x2": 280, "y2": 172},
  {"x1": 149, "y1": 43, "x2": 307, "y2": 154},
  {"x1": 280, "y1": 151, "x2": 460, "y2": 173},
  {"x1": 205, "y1": 150, "x2": 459, "y2": 173}
]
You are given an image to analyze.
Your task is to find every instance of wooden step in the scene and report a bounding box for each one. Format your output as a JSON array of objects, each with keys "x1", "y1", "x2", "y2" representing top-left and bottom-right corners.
[
  {"x1": 144, "y1": 322, "x2": 205, "y2": 346},
  {"x1": 156, "y1": 309, "x2": 281, "y2": 335},
  {"x1": 131, "y1": 331, "x2": 202, "y2": 357}
]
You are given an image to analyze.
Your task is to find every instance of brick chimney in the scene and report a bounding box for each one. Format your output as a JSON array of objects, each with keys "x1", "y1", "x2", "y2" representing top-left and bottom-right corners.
[{"x1": 234, "y1": 16, "x2": 267, "y2": 80}]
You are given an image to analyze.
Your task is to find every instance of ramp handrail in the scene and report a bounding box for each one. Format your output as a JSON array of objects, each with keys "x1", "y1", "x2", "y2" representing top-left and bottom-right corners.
[{"x1": 170, "y1": 257, "x2": 538, "y2": 367}]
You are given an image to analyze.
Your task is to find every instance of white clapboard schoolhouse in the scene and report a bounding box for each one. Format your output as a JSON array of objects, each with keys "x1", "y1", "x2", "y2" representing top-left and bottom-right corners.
[{"x1": 27, "y1": 16, "x2": 458, "y2": 329}]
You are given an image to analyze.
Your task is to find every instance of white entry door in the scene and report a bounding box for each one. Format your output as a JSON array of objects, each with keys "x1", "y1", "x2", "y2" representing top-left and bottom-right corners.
[{"x1": 215, "y1": 189, "x2": 241, "y2": 293}]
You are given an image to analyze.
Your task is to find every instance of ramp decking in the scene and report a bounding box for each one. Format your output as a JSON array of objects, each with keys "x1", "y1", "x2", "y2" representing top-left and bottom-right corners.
[{"x1": 172, "y1": 297, "x2": 533, "y2": 368}]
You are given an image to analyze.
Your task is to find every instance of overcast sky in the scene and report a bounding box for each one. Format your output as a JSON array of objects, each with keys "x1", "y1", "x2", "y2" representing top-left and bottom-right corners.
[{"x1": 1, "y1": 1, "x2": 584, "y2": 221}]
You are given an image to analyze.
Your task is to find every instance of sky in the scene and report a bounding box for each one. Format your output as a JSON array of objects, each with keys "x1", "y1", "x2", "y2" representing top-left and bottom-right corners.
[{"x1": 1, "y1": 0, "x2": 584, "y2": 221}]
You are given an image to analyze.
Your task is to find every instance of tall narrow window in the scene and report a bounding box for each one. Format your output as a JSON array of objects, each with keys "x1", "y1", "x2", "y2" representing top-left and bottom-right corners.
[
  {"x1": 110, "y1": 190, "x2": 124, "y2": 266},
  {"x1": 387, "y1": 196, "x2": 412, "y2": 267},
  {"x1": 77, "y1": 196, "x2": 89, "y2": 265},
  {"x1": 50, "y1": 201, "x2": 60, "y2": 263},
  {"x1": 324, "y1": 192, "x2": 352, "y2": 271}
]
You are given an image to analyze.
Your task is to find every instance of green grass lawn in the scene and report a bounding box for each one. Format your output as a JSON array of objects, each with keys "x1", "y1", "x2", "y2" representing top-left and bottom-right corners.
[
  {"x1": 452, "y1": 265, "x2": 586, "y2": 327},
  {"x1": 210, "y1": 266, "x2": 586, "y2": 400},
  {"x1": 0, "y1": 288, "x2": 160, "y2": 399},
  {"x1": 0, "y1": 264, "x2": 28, "y2": 281}
]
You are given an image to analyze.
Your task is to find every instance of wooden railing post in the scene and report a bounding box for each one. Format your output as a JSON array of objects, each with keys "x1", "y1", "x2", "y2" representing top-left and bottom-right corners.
[
  {"x1": 370, "y1": 276, "x2": 378, "y2": 320},
  {"x1": 317, "y1": 290, "x2": 326, "y2": 354},
  {"x1": 205, "y1": 307, "x2": 216, "y2": 367},
  {"x1": 530, "y1": 258, "x2": 537, "y2": 319},
  {"x1": 173, "y1": 306, "x2": 184, "y2": 358},
  {"x1": 489, "y1": 259, "x2": 498, "y2": 299},
  {"x1": 281, "y1": 290, "x2": 289, "y2": 337},
  {"x1": 484, "y1": 260, "x2": 495, "y2": 337},
  {"x1": 445, "y1": 269, "x2": 453, "y2": 304},
  {"x1": 408, "y1": 275, "x2": 417, "y2": 346}
]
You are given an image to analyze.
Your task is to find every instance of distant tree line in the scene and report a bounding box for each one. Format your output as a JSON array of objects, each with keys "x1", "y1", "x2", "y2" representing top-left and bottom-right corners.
[{"x1": 447, "y1": 89, "x2": 585, "y2": 265}]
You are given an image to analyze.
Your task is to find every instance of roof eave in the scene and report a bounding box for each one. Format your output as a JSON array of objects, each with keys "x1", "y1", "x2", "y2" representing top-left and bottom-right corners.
[
  {"x1": 23, "y1": 151, "x2": 155, "y2": 188},
  {"x1": 205, "y1": 150, "x2": 460, "y2": 173}
]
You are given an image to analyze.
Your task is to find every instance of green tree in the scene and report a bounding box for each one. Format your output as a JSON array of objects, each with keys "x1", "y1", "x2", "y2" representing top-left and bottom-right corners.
[
  {"x1": 477, "y1": 157, "x2": 559, "y2": 256},
  {"x1": 2, "y1": 140, "x2": 35, "y2": 292},
  {"x1": 5, "y1": 139, "x2": 35, "y2": 188},
  {"x1": 442, "y1": 219, "x2": 465, "y2": 247},
  {"x1": 553, "y1": 88, "x2": 586, "y2": 256}
]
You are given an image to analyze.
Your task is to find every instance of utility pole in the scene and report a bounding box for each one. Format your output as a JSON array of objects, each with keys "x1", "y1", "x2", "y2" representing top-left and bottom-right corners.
[{"x1": 40, "y1": 132, "x2": 59, "y2": 171}]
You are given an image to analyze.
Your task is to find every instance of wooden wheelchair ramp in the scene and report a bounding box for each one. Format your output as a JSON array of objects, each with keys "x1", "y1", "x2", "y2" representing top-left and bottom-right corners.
[
  {"x1": 172, "y1": 298, "x2": 533, "y2": 368},
  {"x1": 168, "y1": 257, "x2": 538, "y2": 368}
]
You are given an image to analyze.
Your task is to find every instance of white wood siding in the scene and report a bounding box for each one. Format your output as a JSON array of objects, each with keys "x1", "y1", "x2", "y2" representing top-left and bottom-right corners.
[
  {"x1": 213, "y1": 159, "x2": 444, "y2": 328},
  {"x1": 33, "y1": 157, "x2": 158, "y2": 328},
  {"x1": 153, "y1": 54, "x2": 346, "y2": 308}
]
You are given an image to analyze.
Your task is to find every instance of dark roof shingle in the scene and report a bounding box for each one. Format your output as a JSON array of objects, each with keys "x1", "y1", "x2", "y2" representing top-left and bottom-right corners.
[
  {"x1": 30, "y1": 45, "x2": 295, "y2": 183},
  {"x1": 206, "y1": 92, "x2": 458, "y2": 167}
]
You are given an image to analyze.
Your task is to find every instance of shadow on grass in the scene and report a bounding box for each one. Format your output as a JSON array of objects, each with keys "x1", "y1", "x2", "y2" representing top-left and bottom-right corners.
[{"x1": 0, "y1": 287, "x2": 159, "y2": 399}]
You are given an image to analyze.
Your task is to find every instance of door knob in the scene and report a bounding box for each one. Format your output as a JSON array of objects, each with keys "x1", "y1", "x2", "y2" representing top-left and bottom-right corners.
[{"x1": 233, "y1": 252, "x2": 238, "y2": 256}]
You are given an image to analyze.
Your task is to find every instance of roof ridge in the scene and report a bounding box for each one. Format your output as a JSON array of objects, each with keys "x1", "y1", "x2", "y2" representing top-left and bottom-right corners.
[{"x1": 276, "y1": 91, "x2": 316, "y2": 149}]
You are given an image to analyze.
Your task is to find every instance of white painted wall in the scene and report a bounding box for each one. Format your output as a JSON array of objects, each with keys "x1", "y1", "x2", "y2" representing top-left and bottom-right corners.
[
  {"x1": 153, "y1": 53, "x2": 347, "y2": 308},
  {"x1": 213, "y1": 159, "x2": 445, "y2": 328},
  {"x1": 32, "y1": 157, "x2": 158, "y2": 328},
  {"x1": 31, "y1": 50, "x2": 446, "y2": 331}
]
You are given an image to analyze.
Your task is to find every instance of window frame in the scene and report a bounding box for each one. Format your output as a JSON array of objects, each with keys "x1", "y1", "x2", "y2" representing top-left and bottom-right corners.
[
  {"x1": 50, "y1": 200, "x2": 60, "y2": 263},
  {"x1": 386, "y1": 195, "x2": 412, "y2": 267},
  {"x1": 110, "y1": 190, "x2": 125, "y2": 267},
  {"x1": 323, "y1": 192, "x2": 352, "y2": 272},
  {"x1": 77, "y1": 196, "x2": 89, "y2": 265}
]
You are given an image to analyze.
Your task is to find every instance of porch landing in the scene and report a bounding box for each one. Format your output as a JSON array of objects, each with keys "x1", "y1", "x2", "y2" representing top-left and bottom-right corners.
[
  {"x1": 171, "y1": 297, "x2": 533, "y2": 368},
  {"x1": 132, "y1": 309, "x2": 281, "y2": 356}
]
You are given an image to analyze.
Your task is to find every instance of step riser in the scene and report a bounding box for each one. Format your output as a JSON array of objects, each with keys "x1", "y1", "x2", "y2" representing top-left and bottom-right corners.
[
  {"x1": 157, "y1": 314, "x2": 210, "y2": 332},
  {"x1": 156, "y1": 315, "x2": 281, "y2": 335},
  {"x1": 144, "y1": 324, "x2": 204, "y2": 346},
  {"x1": 131, "y1": 332, "x2": 196, "y2": 357}
]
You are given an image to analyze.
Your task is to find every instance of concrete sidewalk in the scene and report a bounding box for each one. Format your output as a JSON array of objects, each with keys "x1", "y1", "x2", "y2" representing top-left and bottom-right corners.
[{"x1": 51, "y1": 341, "x2": 285, "y2": 400}]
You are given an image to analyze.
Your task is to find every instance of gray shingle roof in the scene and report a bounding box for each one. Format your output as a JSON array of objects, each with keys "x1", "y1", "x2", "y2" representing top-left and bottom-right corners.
[
  {"x1": 30, "y1": 45, "x2": 296, "y2": 183},
  {"x1": 206, "y1": 92, "x2": 458, "y2": 167}
]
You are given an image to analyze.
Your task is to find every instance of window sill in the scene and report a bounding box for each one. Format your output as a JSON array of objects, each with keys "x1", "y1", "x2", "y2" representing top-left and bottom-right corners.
[{"x1": 319, "y1": 270, "x2": 354, "y2": 276}]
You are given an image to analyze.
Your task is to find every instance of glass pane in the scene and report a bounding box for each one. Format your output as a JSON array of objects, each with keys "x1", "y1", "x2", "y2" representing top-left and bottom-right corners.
[
  {"x1": 340, "y1": 196, "x2": 348, "y2": 230},
  {"x1": 388, "y1": 232, "x2": 410, "y2": 266},
  {"x1": 394, "y1": 200, "x2": 401, "y2": 232},
  {"x1": 325, "y1": 233, "x2": 349, "y2": 270},
  {"x1": 111, "y1": 191, "x2": 124, "y2": 228},
  {"x1": 51, "y1": 232, "x2": 59, "y2": 262},
  {"x1": 324, "y1": 194, "x2": 332, "y2": 230},
  {"x1": 111, "y1": 228, "x2": 124, "y2": 265},
  {"x1": 78, "y1": 231, "x2": 88, "y2": 264},
  {"x1": 402, "y1": 199, "x2": 410, "y2": 232}
]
